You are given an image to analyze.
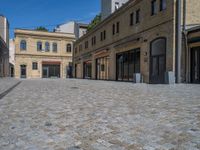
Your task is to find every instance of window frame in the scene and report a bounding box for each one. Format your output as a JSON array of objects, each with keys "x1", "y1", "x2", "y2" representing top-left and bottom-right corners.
[
  {"x1": 112, "y1": 24, "x2": 116, "y2": 35},
  {"x1": 130, "y1": 12, "x2": 134, "y2": 26},
  {"x1": 116, "y1": 22, "x2": 120, "y2": 33},
  {"x1": 32, "y1": 62, "x2": 38, "y2": 70},
  {"x1": 66, "y1": 43, "x2": 72, "y2": 53},
  {"x1": 45, "y1": 42, "x2": 50, "y2": 52},
  {"x1": 20, "y1": 40, "x2": 27, "y2": 51},
  {"x1": 37, "y1": 41, "x2": 42, "y2": 51},
  {"x1": 151, "y1": 0, "x2": 157, "y2": 16},
  {"x1": 103, "y1": 30, "x2": 106, "y2": 40},
  {"x1": 160, "y1": 0, "x2": 167, "y2": 11},
  {"x1": 136, "y1": 9, "x2": 140, "y2": 24},
  {"x1": 85, "y1": 41, "x2": 88, "y2": 49},
  {"x1": 52, "y1": 43, "x2": 58, "y2": 52}
]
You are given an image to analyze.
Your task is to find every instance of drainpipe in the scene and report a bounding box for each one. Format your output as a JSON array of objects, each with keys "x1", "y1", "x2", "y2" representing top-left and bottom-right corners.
[
  {"x1": 175, "y1": 0, "x2": 182, "y2": 83},
  {"x1": 182, "y1": 0, "x2": 189, "y2": 82}
]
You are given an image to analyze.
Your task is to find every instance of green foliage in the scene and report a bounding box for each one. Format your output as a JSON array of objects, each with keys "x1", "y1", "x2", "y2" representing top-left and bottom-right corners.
[
  {"x1": 35, "y1": 26, "x2": 48, "y2": 32},
  {"x1": 87, "y1": 14, "x2": 101, "y2": 31}
]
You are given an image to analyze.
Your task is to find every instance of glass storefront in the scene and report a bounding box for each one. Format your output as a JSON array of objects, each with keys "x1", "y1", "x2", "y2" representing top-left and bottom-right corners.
[
  {"x1": 83, "y1": 61, "x2": 92, "y2": 79},
  {"x1": 96, "y1": 56, "x2": 109, "y2": 80},
  {"x1": 42, "y1": 64, "x2": 60, "y2": 78},
  {"x1": 116, "y1": 49, "x2": 140, "y2": 81}
]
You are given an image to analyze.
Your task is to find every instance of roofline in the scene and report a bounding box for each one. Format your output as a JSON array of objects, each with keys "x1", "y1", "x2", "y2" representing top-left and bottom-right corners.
[
  {"x1": 15, "y1": 28, "x2": 75, "y2": 35},
  {"x1": 75, "y1": 0, "x2": 136, "y2": 43}
]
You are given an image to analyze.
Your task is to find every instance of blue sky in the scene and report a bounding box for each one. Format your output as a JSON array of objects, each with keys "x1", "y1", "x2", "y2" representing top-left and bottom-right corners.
[{"x1": 0, "y1": 0, "x2": 100, "y2": 38}]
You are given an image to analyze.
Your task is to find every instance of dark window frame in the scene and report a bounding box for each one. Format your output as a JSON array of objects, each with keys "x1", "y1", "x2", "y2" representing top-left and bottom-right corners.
[
  {"x1": 130, "y1": 12, "x2": 134, "y2": 26},
  {"x1": 37, "y1": 41, "x2": 42, "y2": 51},
  {"x1": 45, "y1": 42, "x2": 50, "y2": 52},
  {"x1": 32, "y1": 62, "x2": 38, "y2": 70},
  {"x1": 151, "y1": 0, "x2": 157, "y2": 16},
  {"x1": 113, "y1": 24, "x2": 115, "y2": 35},
  {"x1": 160, "y1": 0, "x2": 167, "y2": 11},
  {"x1": 52, "y1": 43, "x2": 58, "y2": 52},
  {"x1": 136, "y1": 9, "x2": 140, "y2": 24},
  {"x1": 85, "y1": 41, "x2": 88, "y2": 49},
  {"x1": 20, "y1": 40, "x2": 27, "y2": 51},
  {"x1": 103, "y1": 30, "x2": 106, "y2": 40},
  {"x1": 116, "y1": 22, "x2": 120, "y2": 33},
  {"x1": 67, "y1": 43, "x2": 72, "y2": 52},
  {"x1": 116, "y1": 48, "x2": 141, "y2": 81}
]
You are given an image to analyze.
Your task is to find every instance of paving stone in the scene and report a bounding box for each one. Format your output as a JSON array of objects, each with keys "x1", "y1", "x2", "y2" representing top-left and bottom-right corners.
[{"x1": 0, "y1": 79, "x2": 199, "y2": 149}]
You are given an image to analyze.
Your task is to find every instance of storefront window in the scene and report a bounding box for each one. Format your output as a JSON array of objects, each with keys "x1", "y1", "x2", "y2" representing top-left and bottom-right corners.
[
  {"x1": 116, "y1": 49, "x2": 140, "y2": 81},
  {"x1": 96, "y1": 56, "x2": 109, "y2": 80},
  {"x1": 83, "y1": 61, "x2": 92, "y2": 79}
]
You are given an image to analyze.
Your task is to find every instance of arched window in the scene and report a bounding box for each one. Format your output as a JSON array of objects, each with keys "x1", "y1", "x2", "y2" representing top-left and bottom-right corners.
[
  {"x1": 150, "y1": 37, "x2": 166, "y2": 84},
  {"x1": 37, "y1": 41, "x2": 42, "y2": 51},
  {"x1": 151, "y1": 38, "x2": 166, "y2": 56},
  {"x1": 66, "y1": 43, "x2": 72, "y2": 53},
  {"x1": 53, "y1": 43, "x2": 57, "y2": 52},
  {"x1": 45, "y1": 42, "x2": 50, "y2": 52},
  {"x1": 20, "y1": 40, "x2": 27, "y2": 51}
]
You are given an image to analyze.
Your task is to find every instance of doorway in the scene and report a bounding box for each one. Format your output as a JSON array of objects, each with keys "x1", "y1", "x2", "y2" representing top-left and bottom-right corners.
[
  {"x1": 42, "y1": 67, "x2": 49, "y2": 78},
  {"x1": 150, "y1": 38, "x2": 166, "y2": 84},
  {"x1": 20, "y1": 65, "x2": 27, "y2": 78},
  {"x1": 191, "y1": 47, "x2": 200, "y2": 83}
]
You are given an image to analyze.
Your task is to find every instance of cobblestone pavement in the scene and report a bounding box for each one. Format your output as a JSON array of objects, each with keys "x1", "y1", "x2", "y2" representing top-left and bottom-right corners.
[
  {"x1": 0, "y1": 79, "x2": 200, "y2": 150},
  {"x1": 0, "y1": 78, "x2": 20, "y2": 94}
]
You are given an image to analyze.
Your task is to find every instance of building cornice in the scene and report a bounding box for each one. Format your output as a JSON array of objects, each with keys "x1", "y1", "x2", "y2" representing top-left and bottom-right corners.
[
  {"x1": 15, "y1": 29, "x2": 76, "y2": 39},
  {"x1": 15, "y1": 53, "x2": 72, "y2": 58}
]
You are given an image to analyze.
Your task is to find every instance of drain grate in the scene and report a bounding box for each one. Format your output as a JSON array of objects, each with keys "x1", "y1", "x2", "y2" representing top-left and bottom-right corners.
[{"x1": 70, "y1": 87, "x2": 79, "y2": 89}]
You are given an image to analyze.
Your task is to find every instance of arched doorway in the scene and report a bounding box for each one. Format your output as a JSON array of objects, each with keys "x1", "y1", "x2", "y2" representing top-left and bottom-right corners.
[{"x1": 150, "y1": 38, "x2": 166, "y2": 84}]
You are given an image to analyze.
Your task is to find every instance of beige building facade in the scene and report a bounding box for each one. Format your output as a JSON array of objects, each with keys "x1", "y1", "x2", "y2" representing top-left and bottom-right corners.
[
  {"x1": 15, "y1": 29, "x2": 75, "y2": 79},
  {"x1": 73, "y1": 0, "x2": 200, "y2": 84}
]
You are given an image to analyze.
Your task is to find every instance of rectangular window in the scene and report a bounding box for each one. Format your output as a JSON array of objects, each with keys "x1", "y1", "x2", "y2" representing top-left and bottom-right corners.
[
  {"x1": 160, "y1": 0, "x2": 166, "y2": 11},
  {"x1": 32, "y1": 62, "x2": 38, "y2": 70},
  {"x1": 151, "y1": 0, "x2": 157, "y2": 15},
  {"x1": 130, "y1": 13, "x2": 134, "y2": 26},
  {"x1": 91, "y1": 37, "x2": 94, "y2": 46},
  {"x1": 85, "y1": 41, "x2": 88, "y2": 49},
  {"x1": 52, "y1": 43, "x2": 57, "y2": 52},
  {"x1": 101, "y1": 32, "x2": 103, "y2": 41},
  {"x1": 112, "y1": 24, "x2": 115, "y2": 35},
  {"x1": 136, "y1": 9, "x2": 140, "y2": 24},
  {"x1": 104, "y1": 30, "x2": 106, "y2": 40},
  {"x1": 116, "y1": 22, "x2": 120, "y2": 33},
  {"x1": 92, "y1": 36, "x2": 96, "y2": 46}
]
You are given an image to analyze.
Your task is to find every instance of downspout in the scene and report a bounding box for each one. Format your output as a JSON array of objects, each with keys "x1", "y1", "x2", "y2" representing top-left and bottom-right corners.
[
  {"x1": 183, "y1": 0, "x2": 189, "y2": 83},
  {"x1": 175, "y1": 0, "x2": 182, "y2": 83}
]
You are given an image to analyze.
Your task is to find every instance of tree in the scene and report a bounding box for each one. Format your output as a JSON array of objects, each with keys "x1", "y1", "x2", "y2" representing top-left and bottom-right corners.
[
  {"x1": 87, "y1": 14, "x2": 101, "y2": 31},
  {"x1": 35, "y1": 26, "x2": 48, "y2": 32}
]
